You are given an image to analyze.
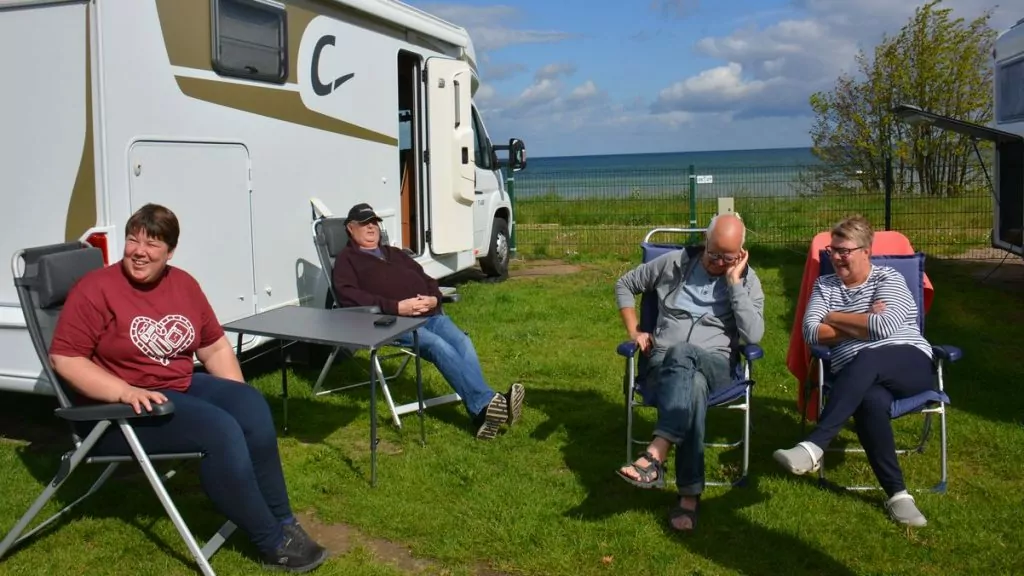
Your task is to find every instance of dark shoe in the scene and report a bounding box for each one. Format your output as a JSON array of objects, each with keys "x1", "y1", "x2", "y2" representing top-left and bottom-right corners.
[
  {"x1": 261, "y1": 521, "x2": 328, "y2": 573},
  {"x1": 615, "y1": 450, "x2": 666, "y2": 489},
  {"x1": 474, "y1": 393, "x2": 508, "y2": 439},
  {"x1": 504, "y1": 383, "x2": 525, "y2": 426},
  {"x1": 668, "y1": 494, "x2": 701, "y2": 533}
]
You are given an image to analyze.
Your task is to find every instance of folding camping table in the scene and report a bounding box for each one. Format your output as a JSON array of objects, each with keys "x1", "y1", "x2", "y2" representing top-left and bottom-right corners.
[{"x1": 222, "y1": 306, "x2": 427, "y2": 486}]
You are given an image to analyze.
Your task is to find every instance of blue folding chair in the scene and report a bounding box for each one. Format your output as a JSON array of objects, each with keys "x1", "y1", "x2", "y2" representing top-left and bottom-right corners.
[
  {"x1": 805, "y1": 251, "x2": 961, "y2": 493},
  {"x1": 618, "y1": 228, "x2": 764, "y2": 488}
]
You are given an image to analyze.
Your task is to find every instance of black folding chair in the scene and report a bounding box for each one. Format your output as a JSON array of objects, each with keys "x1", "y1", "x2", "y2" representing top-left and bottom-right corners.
[{"x1": 0, "y1": 242, "x2": 235, "y2": 576}]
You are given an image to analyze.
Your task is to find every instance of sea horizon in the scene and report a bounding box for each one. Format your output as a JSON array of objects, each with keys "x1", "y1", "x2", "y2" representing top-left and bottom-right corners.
[{"x1": 516, "y1": 146, "x2": 824, "y2": 199}]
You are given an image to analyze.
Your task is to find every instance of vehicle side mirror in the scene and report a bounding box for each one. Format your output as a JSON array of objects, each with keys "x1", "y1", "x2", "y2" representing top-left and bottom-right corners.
[{"x1": 508, "y1": 138, "x2": 527, "y2": 172}]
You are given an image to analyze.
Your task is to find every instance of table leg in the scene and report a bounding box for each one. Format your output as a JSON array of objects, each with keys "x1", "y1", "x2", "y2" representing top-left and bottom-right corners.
[
  {"x1": 415, "y1": 329, "x2": 425, "y2": 446},
  {"x1": 280, "y1": 339, "x2": 289, "y2": 433},
  {"x1": 235, "y1": 333, "x2": 242, "y2": 357},
  {"x1": 369, "y1": 348, "x2": 379, "y2": 487}
]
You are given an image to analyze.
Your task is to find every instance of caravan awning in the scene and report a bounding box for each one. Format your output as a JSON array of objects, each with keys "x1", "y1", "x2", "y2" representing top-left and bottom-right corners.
[{"x1": 892, "y1": 104, "x2": 1023, "y2": 145}]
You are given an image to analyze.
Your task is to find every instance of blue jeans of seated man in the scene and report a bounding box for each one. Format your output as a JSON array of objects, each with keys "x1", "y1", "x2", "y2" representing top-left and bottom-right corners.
[
  {"x1": 647, "y1": 341, "x2": 731, "y2": 496},
  {"x1": 394, "y1": 314, "x2": 497, "y2": 417},
  {"x1": 81, "y1": 373, "x2": 293, "y2": 556}
]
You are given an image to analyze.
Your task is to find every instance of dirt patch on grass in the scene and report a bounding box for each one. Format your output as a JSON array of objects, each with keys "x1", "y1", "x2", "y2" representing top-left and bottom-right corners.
[
  {"x1": 509, "y1": 259, "x2": 583, "y2": 278},
  {"x1": 937, "y1": 248, "x2": 1024, "y2": 290},
  {"x1": 296, "y1": 511, "x2": 508, "y2": 575}
]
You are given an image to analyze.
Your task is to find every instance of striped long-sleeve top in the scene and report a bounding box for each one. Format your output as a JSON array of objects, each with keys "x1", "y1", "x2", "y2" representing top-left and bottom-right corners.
[{"x1": 802, "y1": 265, "x2": 932, "y2": 373}]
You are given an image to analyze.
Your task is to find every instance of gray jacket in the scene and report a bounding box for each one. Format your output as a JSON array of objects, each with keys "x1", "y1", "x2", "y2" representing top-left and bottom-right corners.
[{"x1": 615, "y1": 246, "x2": 765, "y2": 365}]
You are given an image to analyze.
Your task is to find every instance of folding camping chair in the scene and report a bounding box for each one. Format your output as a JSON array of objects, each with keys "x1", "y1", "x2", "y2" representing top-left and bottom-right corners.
[
  {"x1": 619, "y1": 228, "x2": 764, "y2": 488},
  {"x1": 802, "y1": 251, "x2": 961, "y2": 493},
  {"x1": 0, "y1": 242, "x2": 235, "y2": 576},
  {"x1": 310, "y1": 212, "x2": 462, "y2": 428}
]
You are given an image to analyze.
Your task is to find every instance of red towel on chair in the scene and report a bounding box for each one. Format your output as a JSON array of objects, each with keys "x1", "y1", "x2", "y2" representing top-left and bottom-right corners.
[{"x1": 785, "y1": 231, "x2": 935, "y2": 421}]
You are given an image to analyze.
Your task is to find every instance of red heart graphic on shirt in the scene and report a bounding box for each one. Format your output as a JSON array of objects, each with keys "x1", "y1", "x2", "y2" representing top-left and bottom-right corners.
[{"x1": 129, "y1": 315, "x2": 196, "y2": 366}]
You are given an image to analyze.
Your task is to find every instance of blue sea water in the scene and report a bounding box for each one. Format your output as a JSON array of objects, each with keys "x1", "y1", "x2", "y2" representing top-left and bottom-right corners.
[{"x1": 515, "y1": 146, "x2": 823, "y2": 200}]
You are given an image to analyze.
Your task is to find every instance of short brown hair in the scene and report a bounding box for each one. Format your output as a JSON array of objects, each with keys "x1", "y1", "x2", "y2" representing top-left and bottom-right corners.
[
  {"x1": 125, "y1": 204, "x2": 180, "y2": 250},
  {"x1": 831, "y1": 214, "x2": 874, "y2": 249}
]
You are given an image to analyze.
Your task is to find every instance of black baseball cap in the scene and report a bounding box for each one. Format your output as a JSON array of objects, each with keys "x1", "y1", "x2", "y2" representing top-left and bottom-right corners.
[{"x1": 344, "y1": 203, "x2": 382, "y2": 225}]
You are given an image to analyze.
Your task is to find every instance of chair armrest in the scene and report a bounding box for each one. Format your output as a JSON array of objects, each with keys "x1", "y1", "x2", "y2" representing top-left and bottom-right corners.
[
  {"x1": 440, "y1": 286, "x2": 459, "y2": 304},
  {"x1": 810, "y1": 345, "x2": 831, "y2": 360},
  {"x1": 344, "y1": 305, "x2": 382, "y2": 314},
  {"x1": 932, "y1": 345, "x2": 962, "y2": 363},
  {"x1": 442, "y1": 293, "x2": 460, "y2": 304},
  {"x1": 741, "y1": 344, "x2": 763, "y2": 362},
  {"x1": 617, "y1": 341, "x2": 637, "y2": 358},
  {"x1": 55, "y1": 400, "x2": 175, "y2": 422}
]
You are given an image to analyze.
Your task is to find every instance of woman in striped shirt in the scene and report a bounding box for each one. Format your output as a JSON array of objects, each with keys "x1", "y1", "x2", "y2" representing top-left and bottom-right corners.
[{"x1": 774, "y1": 215, "x2": 934, "y2": 527}]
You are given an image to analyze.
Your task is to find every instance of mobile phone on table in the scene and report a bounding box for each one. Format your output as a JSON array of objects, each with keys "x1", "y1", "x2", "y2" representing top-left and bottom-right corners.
[{"x1": 374, "y1": 315, "x2": 397, "y2": 327}]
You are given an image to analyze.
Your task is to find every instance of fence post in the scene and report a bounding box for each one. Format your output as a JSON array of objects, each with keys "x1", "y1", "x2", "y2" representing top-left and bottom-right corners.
[
  {"x1": 688, "y1": 164, "x2": 698, "y2": 241},
  {"x1": 884, "y1": 155, "x2": 893, "y2": 231}
]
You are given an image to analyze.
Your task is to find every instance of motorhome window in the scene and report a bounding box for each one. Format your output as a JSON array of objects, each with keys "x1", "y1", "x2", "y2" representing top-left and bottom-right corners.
[
  {"x1": 471, "y1": 107, "x2": 492, "y2": 170},
  {"x1": 212, "y1": 0, "x2": 288, "y2": 84},
  {"x1": 996, "y1": 57, "x2": 1024, "y2": 124}
]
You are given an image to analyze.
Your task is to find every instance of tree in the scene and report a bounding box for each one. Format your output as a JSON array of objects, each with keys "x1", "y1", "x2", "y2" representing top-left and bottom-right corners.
[{"x1": 807, "y1": 0, "x2": 997, "y2": 197}]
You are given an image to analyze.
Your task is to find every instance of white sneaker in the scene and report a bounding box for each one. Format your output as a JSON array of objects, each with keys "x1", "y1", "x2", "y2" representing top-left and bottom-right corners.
[{"x1": 885, "y1": 493, "x2": 927, "y2": 527}]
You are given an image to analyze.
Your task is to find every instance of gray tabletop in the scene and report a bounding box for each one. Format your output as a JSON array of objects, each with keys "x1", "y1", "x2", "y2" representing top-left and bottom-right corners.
[{"x1": 222, "y1": 306, "x2": 428, "y2": 349}]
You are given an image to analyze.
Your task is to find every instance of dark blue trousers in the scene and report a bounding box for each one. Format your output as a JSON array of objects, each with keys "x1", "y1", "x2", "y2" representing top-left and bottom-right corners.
[
  {"x1": 807, "y1": 345, "x2": 934, "y2": 496},
  {"x1": 87, "y1": 373, "x2": 292, "y2": 554}
]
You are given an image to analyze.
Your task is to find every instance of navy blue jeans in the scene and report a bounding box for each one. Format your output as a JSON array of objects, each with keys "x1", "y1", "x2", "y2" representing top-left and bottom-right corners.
[
  {"x1": 86, "y1": 373, "x2": 292, "y2": 555},
  {"x1": 393, "y1": 314, "x2": 497, "y2": 417},
  {"x1": 807, "y1": 345, "x2": 934, "y2": 496},
  {"x1": 647, "y1": 342, "x2": 731, "y2": 496}
]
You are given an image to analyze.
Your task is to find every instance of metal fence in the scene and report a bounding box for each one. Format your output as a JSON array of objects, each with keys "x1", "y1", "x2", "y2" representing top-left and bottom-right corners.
[{"x1": 510, "y1": 161, "x2": 996, "y2": 260}]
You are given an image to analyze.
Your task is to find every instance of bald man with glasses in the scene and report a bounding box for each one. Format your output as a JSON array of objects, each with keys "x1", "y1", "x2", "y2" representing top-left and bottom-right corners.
[{"x1": 612, "y1": 214, "x2": 765, "y2": 532}]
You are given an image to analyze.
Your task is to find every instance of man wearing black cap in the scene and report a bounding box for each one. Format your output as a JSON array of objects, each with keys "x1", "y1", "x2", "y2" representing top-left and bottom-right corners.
[{"x1": 332, "y1": 203, "x2": 525, "y2": 439}]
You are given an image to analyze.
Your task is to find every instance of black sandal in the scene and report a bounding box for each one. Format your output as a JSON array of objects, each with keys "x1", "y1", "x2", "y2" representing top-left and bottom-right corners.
[
  {"x1": 668, "y1": 495, "x2": 700, "y2": 532},
  {"x1": 615, "y1": 450, "x2": 666, "y2": 489}
]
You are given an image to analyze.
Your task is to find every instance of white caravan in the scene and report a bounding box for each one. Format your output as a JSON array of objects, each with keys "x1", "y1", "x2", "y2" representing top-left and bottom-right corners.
[
  {"x1": 894, "y1": 15, "x2": 1024, "y2": 256},
  {"x1": 0, "y1": 0, "x2": 527, "y2": 395}
]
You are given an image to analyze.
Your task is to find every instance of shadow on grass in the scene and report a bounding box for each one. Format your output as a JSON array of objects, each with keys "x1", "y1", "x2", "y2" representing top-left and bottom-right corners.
[{"x1": 526, "y1": 387, "x2": 858, "y2": 576}]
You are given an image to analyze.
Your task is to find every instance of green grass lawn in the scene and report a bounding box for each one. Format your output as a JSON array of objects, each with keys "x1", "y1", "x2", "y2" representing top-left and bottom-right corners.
[{"x1": 0, "y1": 249, "x2": 1022, "y2": 575}]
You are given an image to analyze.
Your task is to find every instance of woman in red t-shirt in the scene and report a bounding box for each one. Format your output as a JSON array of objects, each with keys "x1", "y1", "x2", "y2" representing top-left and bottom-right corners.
[{"x1": 49, "y1": 204, "x2": 326, "y2": 573}]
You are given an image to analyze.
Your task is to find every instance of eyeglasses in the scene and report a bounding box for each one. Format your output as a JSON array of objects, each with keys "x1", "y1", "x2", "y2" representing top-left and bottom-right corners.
[
  {"x1": 825, "y1": 246, "x2": 866, "y2": 258},
  {"x1": 706, "y1": 252, "x2": 740, "y2": 264}
]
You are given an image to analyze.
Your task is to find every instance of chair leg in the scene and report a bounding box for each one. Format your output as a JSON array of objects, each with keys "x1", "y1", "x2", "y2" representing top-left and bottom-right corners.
[
  {"x1": 933, "y1": 406, "x2": 948, "y2": 494},
  {"x1": 201, "y1": 521, "x2": 237, "y2": 561},
  {"x1": 119, "y1": 421, "x2": 215, "y2": 576},
  {"x1": 311, "y1": 346, "x2": 341, "y2": 395},
  {"x1": 624, "y1": 358, "x2": 636, "y2": 465},
  {"x1": 0, "y1": 421, "x2": 116, "y2": 560},
  {"x1": 738, "y1": 388, "x2": 751, "y2": 486}
]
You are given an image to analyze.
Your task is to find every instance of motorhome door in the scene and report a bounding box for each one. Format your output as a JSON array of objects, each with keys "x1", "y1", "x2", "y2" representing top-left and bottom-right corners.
[
  {"x1": 127, "y1": 141, "x2": 258, "y2": 340},
  {"x1": 424, "y1": 56, "x2": 475, "y2": 254}
]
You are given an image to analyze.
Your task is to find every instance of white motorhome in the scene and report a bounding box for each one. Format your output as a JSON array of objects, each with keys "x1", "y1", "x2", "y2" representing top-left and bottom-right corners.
[
  {"x1": 894, "y1": 15, "x2": 1024, "y2": 256},
  {"x1": 0, "y1": 0, "x2": 527, "y2": 395}
]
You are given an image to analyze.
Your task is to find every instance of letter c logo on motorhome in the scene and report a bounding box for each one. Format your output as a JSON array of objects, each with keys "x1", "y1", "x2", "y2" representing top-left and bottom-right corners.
[{"x1": 311, "y1": 34, "x2": 354, "y2": 96}]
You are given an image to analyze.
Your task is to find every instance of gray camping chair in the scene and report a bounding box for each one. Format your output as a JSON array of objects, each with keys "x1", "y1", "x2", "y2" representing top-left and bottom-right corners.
[
  {"x1": 310, "y1": 214, "x2": 462, "y2": 428},
  {"x1": 0, "y1": 242, "x2": 235, "y2": 576}
]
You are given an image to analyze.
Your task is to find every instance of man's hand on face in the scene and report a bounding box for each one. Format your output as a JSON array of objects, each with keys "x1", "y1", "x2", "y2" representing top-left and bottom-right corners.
[{"x1": 725, "y1": 249, "x2": 749, "y2": 285}]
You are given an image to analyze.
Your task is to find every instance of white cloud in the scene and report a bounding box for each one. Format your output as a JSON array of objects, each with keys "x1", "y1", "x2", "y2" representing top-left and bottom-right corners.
[
  {"x1": 651, "y1": 0, "x2": 1019, "y2": 120},
  {"x1": 649, "y1": 0, "x2": 700, "y2": 19},
  {"x1": 534, "y1": 62, "x2": 577, "y2": 81},
  {"x1": 415, "y1": 3, "x2": 576, "y2": 53}
]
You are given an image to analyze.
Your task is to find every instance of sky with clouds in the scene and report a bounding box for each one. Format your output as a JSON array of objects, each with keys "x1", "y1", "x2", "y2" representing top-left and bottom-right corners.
[{"x1": 406, "y1": 0, "x2": 1019, "y2": 158}]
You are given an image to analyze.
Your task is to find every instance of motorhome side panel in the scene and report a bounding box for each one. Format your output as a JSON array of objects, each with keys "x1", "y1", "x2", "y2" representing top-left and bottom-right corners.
[
  {"x1": 993, "y1": 20, "x2": 1024, "y2": 254},
  {"x1": 96, "y1": 0, "x2": 464, "y2": 323},
  {"x1": 0, "y1": 1, "x2": 102, "y2": 394}
]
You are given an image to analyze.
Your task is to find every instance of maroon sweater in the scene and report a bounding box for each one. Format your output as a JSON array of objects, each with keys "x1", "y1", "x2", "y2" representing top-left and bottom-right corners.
[{"x1": 331, "y1": 242, "x2": 443, "y2": 316}]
